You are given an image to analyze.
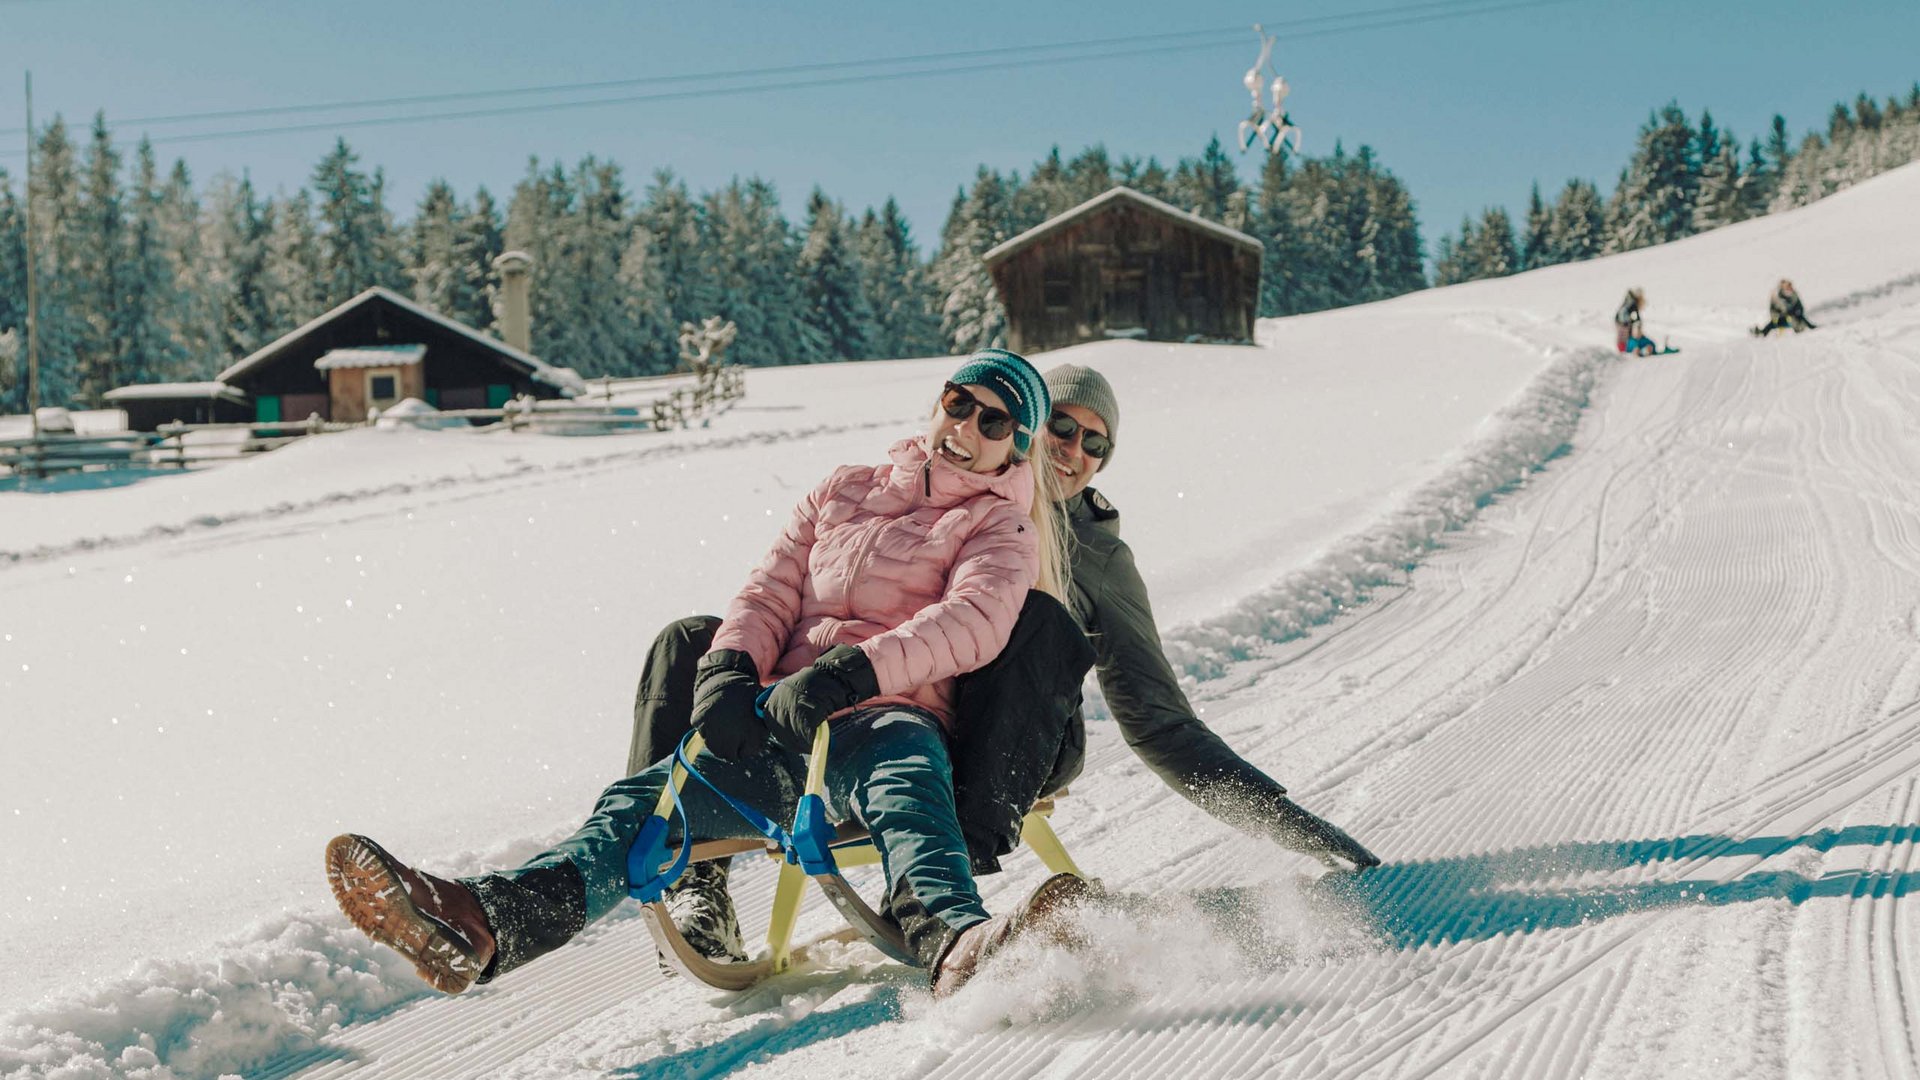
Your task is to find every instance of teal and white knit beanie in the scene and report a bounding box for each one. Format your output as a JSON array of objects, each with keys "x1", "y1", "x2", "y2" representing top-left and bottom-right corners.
[{"x1": 949, "y1": 348, "x2": 1050, "y2": 457}]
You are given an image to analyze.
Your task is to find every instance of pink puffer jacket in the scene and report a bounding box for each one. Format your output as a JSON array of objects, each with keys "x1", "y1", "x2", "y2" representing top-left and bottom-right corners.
[{"x1": 710, "y1": 436, "x2": 1040, "y2": 731}]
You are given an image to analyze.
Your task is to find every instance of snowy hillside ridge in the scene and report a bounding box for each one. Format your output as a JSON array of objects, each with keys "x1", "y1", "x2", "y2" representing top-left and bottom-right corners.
[{"x1": 1158, "y1": 346, "x2": 1605, "y2": 683}]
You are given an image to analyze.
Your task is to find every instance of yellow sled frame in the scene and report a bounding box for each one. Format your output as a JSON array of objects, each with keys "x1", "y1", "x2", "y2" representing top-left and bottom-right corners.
[{"x1": 638, "y1": 725, "x2": 1083, "y2": 990}]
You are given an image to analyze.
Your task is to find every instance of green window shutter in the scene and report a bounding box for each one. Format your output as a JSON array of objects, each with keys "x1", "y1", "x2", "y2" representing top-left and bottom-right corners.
[
  {"x1": 257, "y1": 395, "x2": 282, "y2": 423},
  {"x1": 486, "y1": 384, "x2": 512, "y2": 408}
]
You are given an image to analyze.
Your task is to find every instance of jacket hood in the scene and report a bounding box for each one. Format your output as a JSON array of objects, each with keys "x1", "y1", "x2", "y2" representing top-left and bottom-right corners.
[{"x1": 891, "y1": 436, "x2": 1036, "y2": 514}]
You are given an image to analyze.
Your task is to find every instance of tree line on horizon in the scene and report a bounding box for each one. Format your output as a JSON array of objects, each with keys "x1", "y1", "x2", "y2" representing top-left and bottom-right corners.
[
  {"x1": 1433, "y1": 83, "x2": 1920, "y2": 285},
  {"x1": 1, "y1": 78, "x2": 1917, "y2": 414}
]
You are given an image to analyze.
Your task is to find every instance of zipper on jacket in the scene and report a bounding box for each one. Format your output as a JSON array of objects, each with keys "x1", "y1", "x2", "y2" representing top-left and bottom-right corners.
[{"x1": 923, "y1": 461, "x2": 932, "y2": 498}]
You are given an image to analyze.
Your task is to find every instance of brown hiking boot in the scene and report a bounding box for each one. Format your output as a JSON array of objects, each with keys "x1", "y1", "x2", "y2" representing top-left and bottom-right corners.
[
  {"x1": 932, "y1": 872, "x2": 1092, "y2": 998},
  {"x1": 325, "y1": 834, "x2": 497, "y2": 995}
]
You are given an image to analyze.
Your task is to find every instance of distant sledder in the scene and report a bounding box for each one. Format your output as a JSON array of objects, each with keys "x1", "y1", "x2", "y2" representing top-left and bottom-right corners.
[
  {"x1": 1615, "y1": 287, "x2": 1679, "y2": 356},
  {"x1": 1751, "y1": 278, "x2": 1816, "y2": 337}
]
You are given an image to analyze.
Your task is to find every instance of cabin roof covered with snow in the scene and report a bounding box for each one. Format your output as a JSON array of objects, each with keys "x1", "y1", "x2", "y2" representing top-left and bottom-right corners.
[
  {"x1": 315, "y1": 344, "x2": 428, "y2": 371},
  {"x1": 101, "y1": 381, "x2": 250, "y2": 403},
  {"x1": 981, "y1": 186, "x2": 1263, "y2": 266}
]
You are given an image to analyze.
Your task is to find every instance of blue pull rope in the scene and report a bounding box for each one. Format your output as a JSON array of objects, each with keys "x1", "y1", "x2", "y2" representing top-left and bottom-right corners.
[
  {"x1": 668, "y1": 686, "x2": 842, "y2": 875},
  {"x1": 672, "y1": 733, "x2": 795, "y2": 853}
]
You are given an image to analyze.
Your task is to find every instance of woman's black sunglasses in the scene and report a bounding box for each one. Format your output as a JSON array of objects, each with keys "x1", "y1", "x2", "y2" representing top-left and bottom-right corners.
[
  {"x1": 940, "y1": 382, "x2": 1018, "y2": 442},
  {"x1": 1046, "y1": 411, "x2": 1111, "y2": 459}
]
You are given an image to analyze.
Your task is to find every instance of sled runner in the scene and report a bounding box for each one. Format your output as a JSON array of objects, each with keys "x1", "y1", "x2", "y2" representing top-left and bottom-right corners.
[{"x1": 626, "y1": 724, "x2": 1085, "y2": 991}]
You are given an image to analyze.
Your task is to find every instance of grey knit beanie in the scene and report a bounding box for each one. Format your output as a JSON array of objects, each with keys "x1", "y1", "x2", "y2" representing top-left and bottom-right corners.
[{"x1": 1043, "y1": 363, "x2": 1119, "y2": 469}]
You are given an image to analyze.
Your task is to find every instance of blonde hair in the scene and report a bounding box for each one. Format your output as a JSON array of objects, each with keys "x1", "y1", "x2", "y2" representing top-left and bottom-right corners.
[{"x1": 1024, "y1": 455, "x2": 1073, "y2": 603}]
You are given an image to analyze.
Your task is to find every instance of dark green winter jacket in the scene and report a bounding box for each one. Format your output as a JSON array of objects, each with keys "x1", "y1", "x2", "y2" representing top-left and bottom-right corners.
[{"x1": 1064, "y1": 487, "x2": 1295, "y2": 816}]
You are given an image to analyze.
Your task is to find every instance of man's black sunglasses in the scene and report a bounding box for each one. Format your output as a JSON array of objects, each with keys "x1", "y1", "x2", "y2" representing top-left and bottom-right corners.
[
  {"x1": 940, "y1": 382, "x2": 1018, "y2": 442},
  {"x1": 1046, "y1": 411, "x2": 1111, "y2": 459}
]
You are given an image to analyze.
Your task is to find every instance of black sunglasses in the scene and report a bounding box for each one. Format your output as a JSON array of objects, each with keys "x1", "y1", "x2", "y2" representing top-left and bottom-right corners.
[
  {"x1": 940, "y1": 382, "x2": 1018, "y2": 442},
  {"x1": 1046, "y1": 411, "x2": 1112, "y2": 459}
]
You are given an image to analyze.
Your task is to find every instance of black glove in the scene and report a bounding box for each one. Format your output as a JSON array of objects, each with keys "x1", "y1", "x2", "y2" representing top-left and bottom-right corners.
[
  {"x1": 760, "y1": 644, "x2": 881, "y2": 755},
  {"x1": 690, "y1": 649, "x2": 769, "y2": 761}
]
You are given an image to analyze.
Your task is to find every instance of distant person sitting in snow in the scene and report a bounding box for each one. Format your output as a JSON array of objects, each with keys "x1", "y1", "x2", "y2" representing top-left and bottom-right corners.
[
  {"x1": 1752, "y1": 278, "x2": 1816, "y2": 336},
  {"x1": 627, "y1": 362, "x2": 1381, "y2": 972},
  {"x1": 325, "y1": 350, "x2": 1095, "y2": 999},
  {"x1": 1615, "y1": 287, "x2": 1660, "y2": 356}
]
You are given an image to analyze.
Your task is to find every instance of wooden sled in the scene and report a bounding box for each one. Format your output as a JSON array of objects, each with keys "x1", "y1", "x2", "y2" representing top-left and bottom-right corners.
[{"x1": 631, "y1": 727, "x2": 1083, "y2": 991}]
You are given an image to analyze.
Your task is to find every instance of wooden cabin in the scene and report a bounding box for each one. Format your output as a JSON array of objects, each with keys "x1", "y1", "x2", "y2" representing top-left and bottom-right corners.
[
  {"x1": 982, "y1": 187, "x2": 1263, "y2": 354},
  {"x1": 211, "y1": 287, "x2": 579, "y2": 426}
]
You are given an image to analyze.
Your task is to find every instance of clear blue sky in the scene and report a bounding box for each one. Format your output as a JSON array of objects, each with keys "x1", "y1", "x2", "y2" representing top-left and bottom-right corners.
[{"x1": 2, "y1": 0, "x2": 1916, "y2": 258}]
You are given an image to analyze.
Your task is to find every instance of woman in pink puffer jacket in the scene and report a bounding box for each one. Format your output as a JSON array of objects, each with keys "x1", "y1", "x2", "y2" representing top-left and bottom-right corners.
[{"x1": 326, "y1": 350, "x2": 1090, "y2": 1002}]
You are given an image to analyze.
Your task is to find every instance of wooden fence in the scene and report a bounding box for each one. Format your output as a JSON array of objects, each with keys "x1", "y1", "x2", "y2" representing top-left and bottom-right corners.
[{"x1": 1, "y1": 365, "x2": 745, "y2": 479}]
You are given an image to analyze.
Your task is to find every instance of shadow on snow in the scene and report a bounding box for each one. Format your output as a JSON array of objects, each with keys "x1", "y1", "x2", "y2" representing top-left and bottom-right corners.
[{"x1": 1314, "y1": 822, "x2": 1920, "y2": 951}]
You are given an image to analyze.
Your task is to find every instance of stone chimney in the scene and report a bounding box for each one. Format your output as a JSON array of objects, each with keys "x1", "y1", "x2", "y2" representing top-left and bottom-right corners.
[{"x1": 493, "y1": 250, "x2": 533, "y2": 353}]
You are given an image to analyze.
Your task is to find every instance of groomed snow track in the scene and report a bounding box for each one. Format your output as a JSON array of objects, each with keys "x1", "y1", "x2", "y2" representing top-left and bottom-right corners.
[{"x1": 250, "y1": 287, "x2": 1920, "y2": 1077}]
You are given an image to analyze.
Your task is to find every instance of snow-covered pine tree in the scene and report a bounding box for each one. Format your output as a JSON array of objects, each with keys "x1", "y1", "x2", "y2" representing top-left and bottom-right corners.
[
  {"x1": 116, "y1": 141, "x2": 191, "y2": 387},
  {"x1": 1604, "y1": 102, "x2": 1699, "y2": 253},
  {"x1": 797, "y1": 187, "x2": 874, "y2": 362},
  {"x1": 261, "y1": 189, "x2": 327, "y2": 337},
  {"x1": 1063, "y1": 146, "x2": 1116, "y2": 206},
  {"x1": 407, "y1": 179, "x2": 466, "y2": 317},
  {"x1": 698, "y1": 177, "x2": 823, "y2": 366},
  {"x1": 1769, "y1": 131, "x2": 1824, "y2": 212},
  {"x1": 1693, "y1": 136, "x2": 1748, "y2": 232},
  {"x1": 27, "y1": 116, "x2": 85, "y2": 407},
  {"x1": 1170, "y1": 135, "x2": 1240, "y2": 222},
  {"x1": 1739, "y1": 138, "x2": 1774, "y2": 219},
  {"x1": 1271, "y1": 155, "x2": 1343, "y2": 313},
  {"x1": 206, "y1": 172, "x2": 273, "y2": 361},
  {"x1": 634, "y1": 169, "x2": 716, "y2": 342},
  {"x1": 312, "y1": 139, "x2": 401, "y2": 308},
  {"x1": 854, "y1": 199, "x2": 941, "y2": 359},
  {"x1": 1015, "y1": 147, "x2": 1069, "y2": 228},
  {"x1": 157, "y1": 159, "x2": 223, "y2": 376},
  {"x1": 1353, "y1": 147, "x2": 1425, "y2": 301},
  {"x1": 1519, "y1": 183, "x2": 1550, "y2": 271},
  {"x1": 1431, "y1": 215, "x2": 1477, "y2": 286},
  {"x1": 931, "y1": 167, "x2": 1013, "y2": 355},
  {"x1": 747, "y1": 176, "x2": 827, "y2": 366},
  {"x1": 74, "y1": 113, "x2": 124, "y2": 404},
  {"x1": 1115, "y1": 156, "x2": 1173, "y2": 203},
  {"x1": 614, "y1": 217, "x2": 675, "y2": 374},
  {"x1": 1543, "y1": 178, "x2": 1605, "y2": 265},
  {"x1": 1251, "y1": 150, "x2": 1304, "y2": 317},
  {"x1": 1465, "y1": 206, "x2": 1516, "y2": 280},
  {"x1": 557, "y1": 157, "x2": 639, "y2": 376},
  {"x1": 0, "y1": 171, "x2": 25, "y2": 412},
  {"x1": 454, "y1": 187, "x2": 502, "y2": 335}
]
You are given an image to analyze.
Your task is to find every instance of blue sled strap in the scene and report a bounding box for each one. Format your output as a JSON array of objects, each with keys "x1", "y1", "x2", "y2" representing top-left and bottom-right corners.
[{"x1": 625, "y1": 735, "x2": 697, "y2": 903}]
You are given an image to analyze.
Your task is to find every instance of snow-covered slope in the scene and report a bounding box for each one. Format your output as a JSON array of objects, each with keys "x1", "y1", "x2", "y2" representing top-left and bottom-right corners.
[{"x1": 4, "y1": 162, "x2": 1920, "y2": 1079}]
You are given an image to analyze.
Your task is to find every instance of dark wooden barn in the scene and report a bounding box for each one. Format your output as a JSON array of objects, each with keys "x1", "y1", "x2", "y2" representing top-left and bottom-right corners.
[
  {"x1": 212, "y1": 287, "x2": 579, "y2": 425},
  {"x1": 982, "y1": 187, "x2": 1264, "y2": 354}
]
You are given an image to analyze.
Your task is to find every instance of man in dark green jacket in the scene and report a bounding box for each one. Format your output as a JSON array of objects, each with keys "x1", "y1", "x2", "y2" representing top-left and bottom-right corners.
[{"x1": 1034, "y1": 364, "x2": 1378, "y2": 872}]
